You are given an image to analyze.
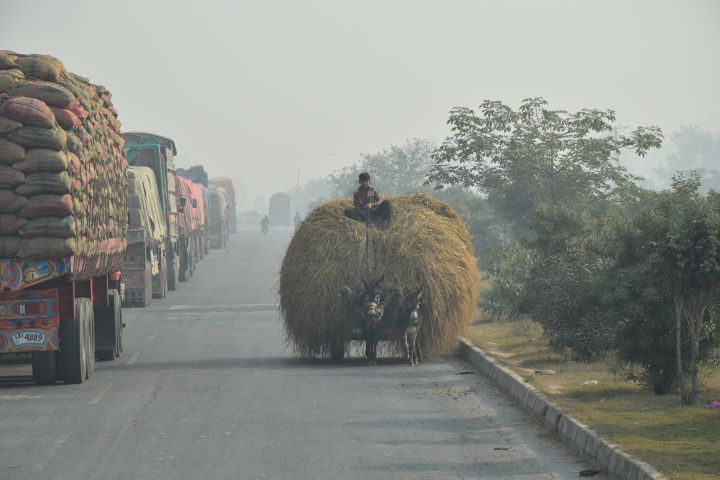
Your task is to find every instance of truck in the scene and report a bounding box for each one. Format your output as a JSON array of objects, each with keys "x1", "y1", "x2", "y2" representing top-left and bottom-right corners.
[
  {"x1": 122, "y1": 132, "x2": 180, "y2": 294},
  {"x1": 209, "y1": 177, "x2": 237, "y2": 234},
  {"x1": 208, "y1": 186, "x2": 229, "y2": 249},
  {"x1": 122, "y1": 167, "x2": 168, "y2": 307},
  {"x1": 269, "y1": 192, "x2": 291, "y2": 226},
  {"x1": 177, "y1": 166, "x2": 210, "y2": 256},
  {"x1": 0, "y1": 54, "x2": 127, "y2": 384},
  {"x1": 175, "y1": 175, "x2": 199, "y2": 281},
  {"x1": 188, "y1": 181, "x2": 207, "y2": 262}
]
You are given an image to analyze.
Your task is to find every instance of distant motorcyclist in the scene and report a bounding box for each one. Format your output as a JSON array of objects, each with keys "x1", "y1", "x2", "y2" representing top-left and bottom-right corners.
[{"x1": 261, "y1": 214, "x2": 269, "y2": 234}]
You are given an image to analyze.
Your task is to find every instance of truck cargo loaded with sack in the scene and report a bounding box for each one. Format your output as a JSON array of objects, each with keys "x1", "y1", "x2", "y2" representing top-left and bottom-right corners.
[{"x1": 0, "y1": 51, "x2": 128, "y2": 384}]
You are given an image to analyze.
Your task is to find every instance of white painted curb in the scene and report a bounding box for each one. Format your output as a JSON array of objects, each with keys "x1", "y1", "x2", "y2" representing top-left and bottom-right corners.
[{"x1": 459, "y1": 339, "x2": 667, "y2": 480}]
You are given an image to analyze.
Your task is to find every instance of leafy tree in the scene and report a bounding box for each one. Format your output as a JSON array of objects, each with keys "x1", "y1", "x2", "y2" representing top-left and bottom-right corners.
[
  {"x1": 329, "y1": 139, "x2": 436, "y2": 196},
  {"x1": 427, "y1": 97, "x2": 662, "y2": 231},
  {"x1": 657, "y1": 128, "x2": 720, "y2": 192},
  {"x1": 621, "y1": 173, "x2": 720, "y2": 404}
]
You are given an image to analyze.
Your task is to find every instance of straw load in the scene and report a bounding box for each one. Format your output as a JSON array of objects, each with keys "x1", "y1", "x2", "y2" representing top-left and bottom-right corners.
[
  {"x1": 280, "y1": 193, "x2": 480, "y2": 359},
  {"x1": 0, "y1": 52, "x2": 127, "y2": 259}
]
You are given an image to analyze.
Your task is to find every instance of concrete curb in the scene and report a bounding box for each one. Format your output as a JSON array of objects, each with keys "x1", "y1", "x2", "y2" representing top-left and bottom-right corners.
[{"x1": 459, "y1": 339, "x2": 667, "y2": 480}]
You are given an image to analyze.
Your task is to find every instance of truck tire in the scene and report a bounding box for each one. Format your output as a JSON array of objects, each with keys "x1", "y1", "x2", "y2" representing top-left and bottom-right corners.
[
  {"x1": 32, "y1": 351, "x2": 57, "y2": 384},
  {"x1": 61, "y1": 298, "x2": 93, "y2": 384},
  {"x1": 144, "y1": 260, "x2": 152, "y2": 307},
  {"x1": 330, "y1": 342, "x2": 345, "y2": 363},
  {"x1": 153, "y1": 262, "x2": 167, "y2": 299},
  {"x1": 95, "y1": 289, "x2": 122, "y2": 361},
  {"x1": 167, "y1": 256, "x2": 177, "y2": 291}
]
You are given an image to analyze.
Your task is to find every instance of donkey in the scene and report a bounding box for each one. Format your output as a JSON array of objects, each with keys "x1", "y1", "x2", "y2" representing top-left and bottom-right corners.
[
  {"x1": 398, "y1": 287, "x2": 424, "y2": 366},
  {"x1": 340, "y1": 275, "x2": 387, "y2": 365}
]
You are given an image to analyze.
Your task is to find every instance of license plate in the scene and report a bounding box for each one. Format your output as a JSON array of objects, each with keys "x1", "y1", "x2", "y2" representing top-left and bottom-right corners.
[{"x1": 11, "y1": 330, "x2": 48, "y2": 348}]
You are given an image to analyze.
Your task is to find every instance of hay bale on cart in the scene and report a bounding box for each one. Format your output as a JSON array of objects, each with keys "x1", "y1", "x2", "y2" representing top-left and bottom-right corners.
[{"x1": 279, "y1": 193, "x2": 480, "y2": 360}]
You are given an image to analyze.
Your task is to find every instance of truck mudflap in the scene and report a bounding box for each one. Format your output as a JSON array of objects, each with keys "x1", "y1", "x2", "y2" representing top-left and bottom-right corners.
[{"x1": 0, "y1": 289, "x2": 60, "y2": 353}]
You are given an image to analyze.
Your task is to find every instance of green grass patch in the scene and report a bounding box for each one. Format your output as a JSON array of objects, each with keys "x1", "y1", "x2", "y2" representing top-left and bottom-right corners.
[{"x1": 468, "y1": 317, "x2": 720, "y2": 480}]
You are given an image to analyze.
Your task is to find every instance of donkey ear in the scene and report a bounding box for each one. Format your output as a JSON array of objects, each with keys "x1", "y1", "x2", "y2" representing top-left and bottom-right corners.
[{"x1": 415, "y1": 287, "x2": 424, "y2": 298}]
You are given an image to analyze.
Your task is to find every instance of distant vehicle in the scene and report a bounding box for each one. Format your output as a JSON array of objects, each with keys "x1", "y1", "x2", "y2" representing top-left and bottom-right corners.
[
  {"x1": 123, "y1": 132, "x2": 180, "y2": 293},
  {"x1": 269, "y1": 192, "x2": 291, "y2": 226},
  {"x1": 261, "y1": 215, "x2": 269, "y2": 235},
  {"x1": 208, "y1": 186, "x2": 229, "y2": 248},
  {"x1": 210, "y1": 177, "x2": 237, "y2": 234}
]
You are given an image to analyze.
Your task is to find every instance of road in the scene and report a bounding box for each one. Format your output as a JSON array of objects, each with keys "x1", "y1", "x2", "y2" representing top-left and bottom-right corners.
[{"x1": 0, "y1": 228, "x2": 600, "y2": 480}]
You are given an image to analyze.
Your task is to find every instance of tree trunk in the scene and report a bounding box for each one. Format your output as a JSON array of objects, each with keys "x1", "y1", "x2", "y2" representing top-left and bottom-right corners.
[{"x1": 673, "y1": 296, "x2": 691, "y2": 404}]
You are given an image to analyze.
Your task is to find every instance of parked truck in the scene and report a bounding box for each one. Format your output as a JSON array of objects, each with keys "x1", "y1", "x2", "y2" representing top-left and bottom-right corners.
[
  {"x1": 208, "y1": 186, "x2": 229, "y2": 249},
  {"x1": 175, "y1": 175, "x2": 198, "y2": 281},
  {"x1": 122, "y1": 132, "x2": 180, "y2": 293},
  {"x1": 209, "y1": 177, "x2": 237, "y2": 234},
  {"x1": 177, "y1": 165, "x2": 210, "y2": 256},
  {"x1": 0, "y1": 54, "x2": 127, "y2": 384},
  {"x1": 188, "y1": 181, "x2": 207, "y2": 262},
  {"x1": 122, "y1": 167, "x2": 168, "y2": 307}
]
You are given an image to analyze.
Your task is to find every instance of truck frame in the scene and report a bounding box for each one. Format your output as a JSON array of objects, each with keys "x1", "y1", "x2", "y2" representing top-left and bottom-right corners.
[{"x1": 0, "y1": 255, "x2": 124, "y2": 384}]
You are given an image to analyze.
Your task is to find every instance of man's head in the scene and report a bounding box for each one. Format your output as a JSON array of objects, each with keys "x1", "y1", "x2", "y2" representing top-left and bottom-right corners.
[{"x1": 359, "y1": 172, "x2": 371, "y2": 185}]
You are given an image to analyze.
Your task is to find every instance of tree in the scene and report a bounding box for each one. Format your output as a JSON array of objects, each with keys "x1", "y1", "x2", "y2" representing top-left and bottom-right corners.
[
  {"x1": 329, "y1": 139, "x2": 436, "y2": 196},
  {"x1": 623, "y1": 172, "x2": 720, "y2": 404},
  {"x1": 427, "y1": 98, "x2": 662, "y2": 228},
  {"x1": 657, "y1": 128, "x2": 720, "y2": 192}
]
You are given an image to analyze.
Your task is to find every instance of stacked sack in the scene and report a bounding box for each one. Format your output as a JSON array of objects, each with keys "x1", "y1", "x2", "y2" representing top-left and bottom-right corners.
[{"x1": 0, "y1": 51, "x2": 128, "y2": 259}]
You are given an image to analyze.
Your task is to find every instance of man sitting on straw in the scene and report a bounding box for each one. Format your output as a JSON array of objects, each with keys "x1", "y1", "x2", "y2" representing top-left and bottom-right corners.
[{"x1": 343, "y1": 172, "x2": 391, "y2": 228}]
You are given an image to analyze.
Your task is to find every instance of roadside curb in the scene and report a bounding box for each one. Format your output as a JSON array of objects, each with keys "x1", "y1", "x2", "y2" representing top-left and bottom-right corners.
[{"x1": 458, "y1": 339, "x2": 667, "y2": 480}]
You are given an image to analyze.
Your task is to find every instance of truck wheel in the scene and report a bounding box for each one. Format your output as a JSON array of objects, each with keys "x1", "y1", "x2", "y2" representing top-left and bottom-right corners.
[
  {"x1": 62, "y1": 298, "x2": 93, "y2": 384},
  {"x1": 167, "y1": 258, "x2": 177, "y2": 291},
  {"x1": 330, "y1": 342, "x2": 345, "y2": 363},
  {"x1": 96, "y1": 289, "x2": 122, "y2": 361},
  {"x1": 32, "y1": 351, "x2": 57, "y2": 385},
  {"x1": 144, "y1": 260, "x2": 152, "y2": 307}
]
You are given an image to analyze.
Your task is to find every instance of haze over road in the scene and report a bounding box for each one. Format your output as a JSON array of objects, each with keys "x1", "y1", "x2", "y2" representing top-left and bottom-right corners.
[{"x1": 0, "y1": 229, "x2": 600, "y2": 479}]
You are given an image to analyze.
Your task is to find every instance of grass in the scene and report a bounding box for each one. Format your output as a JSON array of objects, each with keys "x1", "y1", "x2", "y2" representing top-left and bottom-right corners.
[{"x1": 468, "y1": 315, "x2": 720, "y2": 480}]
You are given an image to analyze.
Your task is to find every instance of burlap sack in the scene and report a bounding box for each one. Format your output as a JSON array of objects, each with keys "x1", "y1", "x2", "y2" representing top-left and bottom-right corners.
[
  {"x1": 19, "y1": 215, "x2": 75, "y2": 239},
  {"x1": 18, "y1": 194, "x2": 72, "y2": 218},
  {"x1": 0, "y1": 214, "x2": 27, "y2": 235},
  {"x1": 0, "y1": 190, "x2": 28, "y2": 213},
  {"x1": 17, "y1": 237, "x2": 76, "y2": 258},
  {"x1": 16, "y1": 55, "x2": 63, "y2": 82},
  {"x1": 0, "y1": 139, "x2": 25, "y2": 164},
  {"x1": 16, "y1": 171, "x2": 71, "y2": 196},
  {"x1": 0, "y1": 115, "x2": 23, "y2": 135},
  {"x1": 0, "y1": 96, "x2": 55, "y2": 128},
  {"x1": 13, "y1": 149, "x2": 68, "y2": 174},
  {"x1": 9, "y1": 80, "x2": 75, "y2": 108},
  {"x1": 7, "y1": 126, "x2": 67, "y2": 150},
  {"x1": 0, "y1": 164, "x2": 25, "y2": 188},
  {"x1": 0, "y1": 235, "x2": 25, "y2": 257}
]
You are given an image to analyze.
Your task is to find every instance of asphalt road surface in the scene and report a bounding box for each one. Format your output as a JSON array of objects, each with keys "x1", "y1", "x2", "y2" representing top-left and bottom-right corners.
[{"x1": 0, "y1": 227, "x2": 601, "y2": 480}]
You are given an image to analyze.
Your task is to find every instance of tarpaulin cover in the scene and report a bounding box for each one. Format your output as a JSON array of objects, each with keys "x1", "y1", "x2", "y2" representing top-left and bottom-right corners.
[{"x1": 127, "y1": 166, "x2": 166, "y2": 245}]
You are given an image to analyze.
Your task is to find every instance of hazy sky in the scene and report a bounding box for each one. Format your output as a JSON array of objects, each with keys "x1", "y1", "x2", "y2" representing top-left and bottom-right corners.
[{"x1": 4, "y1": 0, "x2": 720, "y2": 206}]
